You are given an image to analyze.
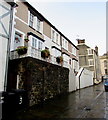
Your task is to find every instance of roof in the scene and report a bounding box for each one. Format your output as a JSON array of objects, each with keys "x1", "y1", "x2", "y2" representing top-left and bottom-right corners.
[{"x1": 19, "y1": 0, "x2": 78, "y2": 50}]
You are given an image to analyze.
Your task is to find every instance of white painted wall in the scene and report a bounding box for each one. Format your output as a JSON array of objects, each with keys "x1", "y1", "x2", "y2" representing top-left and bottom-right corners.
[
  {"x1": 0, "y1": 1, "x2": 11, "y2": 91},
  {"x1": 69, "y1": 66, "x2": 76, "y2": 92},
  {"x1": 76, "y1": 67, "x2": 93, "y2": 89}
]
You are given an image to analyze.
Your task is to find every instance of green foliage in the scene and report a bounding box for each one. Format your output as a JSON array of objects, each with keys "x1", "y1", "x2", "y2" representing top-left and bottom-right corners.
[
  {"x1": 16, "y1": 46, "x2": 27, "y2": 55},
  {"x1": 56, "y1": 56, "x2": 63, "y2": 63},
  {"x1": 41, "y1": 49, "x2": 50, "y2": 59}
]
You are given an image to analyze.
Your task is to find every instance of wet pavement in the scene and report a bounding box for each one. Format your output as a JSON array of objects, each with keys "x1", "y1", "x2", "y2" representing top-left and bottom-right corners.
[{"x1": 16, "y1": 82, "x2": 108, "y2": 119}]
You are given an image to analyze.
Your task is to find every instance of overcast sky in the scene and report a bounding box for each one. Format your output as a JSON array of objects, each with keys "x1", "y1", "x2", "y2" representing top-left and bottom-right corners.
[{"x1": 26, "y1": 0, "x2": 106, "y2": 56}]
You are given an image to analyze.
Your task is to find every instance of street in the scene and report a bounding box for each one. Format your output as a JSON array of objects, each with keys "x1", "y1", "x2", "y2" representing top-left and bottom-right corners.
[{"x1": 16, "y1": 82, "x2": 108, "y2": 119}]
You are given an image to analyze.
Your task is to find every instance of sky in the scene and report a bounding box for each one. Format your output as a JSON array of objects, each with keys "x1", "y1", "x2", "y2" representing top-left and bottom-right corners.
[{"x1": 27, "y1": 0, "x2": 106, "y2": 56}]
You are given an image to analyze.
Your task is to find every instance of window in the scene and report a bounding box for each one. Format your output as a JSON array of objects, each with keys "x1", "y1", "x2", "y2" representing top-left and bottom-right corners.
[
  {"x1": 37, "y1": 18, "x2": 41, "y2": 32},
  {"x1": 88, "y1": 49, "x2": 93, "y2": 55},
  {"x1": 62, "y1": 38, "x2": 64, "y2": 47},
  {"x1": 52, "y1": 30, "x2": 55, "y2": 41},
  {"x1": 88, "y1": 59, "x2": 94, "y2": 66},
  {"x1": 72, "y1": 47, "x2": 76, "y2": 56},
  {"x1": 29, "y1": 13, "x2": 34, "y2": 27},
  {"x1": 32, "y1": 37, "x2": 37, "y2": 48},
  {"x1": 62, "y1": 38, "x2": 68, "y2": 50},
  {"x1": 104, "y1": 60, "x2": 107, "y2": 67},
  {"x1": 38, "y1": 41, "x2": 42, "y2": 50},
  {"x1": 32, "y1": 36, "x2": 43, "y2": 50},
  {"x1": 56, "y1": 33, "x2": 58, "y2": 44},
  {"x1": 15, "y1": 32, "x2": 22, "y2": 43}
]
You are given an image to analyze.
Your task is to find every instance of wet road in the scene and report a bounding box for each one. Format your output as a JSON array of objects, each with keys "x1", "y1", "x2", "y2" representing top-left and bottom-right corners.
[{"x1": 16, "y1": 82, "x2": 108, "y2": 119}]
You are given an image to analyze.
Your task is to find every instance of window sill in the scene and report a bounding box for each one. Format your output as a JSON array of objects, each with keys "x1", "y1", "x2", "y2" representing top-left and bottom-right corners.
[{"x1": 29, "y1": 26, "x2": 43, "y2": 35}]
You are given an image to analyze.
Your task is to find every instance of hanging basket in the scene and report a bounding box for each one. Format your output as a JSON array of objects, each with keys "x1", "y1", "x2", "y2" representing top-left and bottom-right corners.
[
  {"x1": 56, "y1": 56, "x2": 63, "y2": 64},
  {"x1": 16, "y1": 46, "x2": 27, "y2": 55},
  {"x1": 41, "y1": 49, "x2": 50, "y2": 59}
]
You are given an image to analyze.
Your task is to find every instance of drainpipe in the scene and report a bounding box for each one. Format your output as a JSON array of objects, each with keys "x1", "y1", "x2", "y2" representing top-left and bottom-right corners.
[{"x1": 4, "y1": 3, "x2": 17, "y2": 91}]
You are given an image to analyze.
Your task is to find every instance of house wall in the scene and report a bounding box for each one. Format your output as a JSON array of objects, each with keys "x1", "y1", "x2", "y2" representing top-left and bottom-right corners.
[
  {"x1": 7, "y1": 57, "x2": 69, "y2": 106},
  {"x1": 43, "y1": 21, "x2": 51, "y2": 38},
  {"x1": 100, "y1": 55, "x2": 108, "y2": 76},
  {"x1": 77, "y1": 41, "x2": 102, "y2": 84},
  {"x1": 69, "y1": 66, "x2": 76, "y2": 92},
  {"x1": 80, "y1": 68, "x2": 93, "y2": 88},
  {"x1": 15, "y1": 1, "x2": 28, "y2": 23},
  {"x1": 0, "y1": 1, "x2": 11, "y2": 91},
  {"x1": 76, "y1": 68, "x2": 93, "y2": 89}
]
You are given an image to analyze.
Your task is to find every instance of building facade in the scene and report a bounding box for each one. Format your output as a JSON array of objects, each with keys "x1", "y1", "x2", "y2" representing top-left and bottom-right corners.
[
  {"x1": 77, "y1": 39, "x2": 101, "y2": 84},
  {"x1": 9, "y1": 0, "x2": 79, "y2": 92},
  {"x1": 10, "y1": 1, "x2": 79, "y2": 71},
  {"x1": 100, "y1": 52, "x2": 108, "y2": 77}
]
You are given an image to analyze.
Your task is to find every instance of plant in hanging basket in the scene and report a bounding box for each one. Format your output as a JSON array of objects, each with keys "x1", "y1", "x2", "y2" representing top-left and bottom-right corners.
[
  {"x1": 16, "y1": 46, "x2": 27, "y2": 55},
  {"x1": 56, "y1": 56, "x2": 63, "y2": 64},
  {"x1": 41, "y1": 49, "x2": 50, "y2": 59}
]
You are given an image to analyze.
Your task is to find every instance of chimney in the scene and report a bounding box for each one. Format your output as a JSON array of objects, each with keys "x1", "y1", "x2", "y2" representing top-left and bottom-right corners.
[
  {"x1": 95, "y1": 46, "x2": 98, "y2": 55},
  {"x1": 77, "y1": 39, "x2": 85, "y2": 44}
]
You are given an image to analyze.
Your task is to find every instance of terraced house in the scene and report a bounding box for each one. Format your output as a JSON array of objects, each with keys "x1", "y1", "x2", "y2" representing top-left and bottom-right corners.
[
  {"x1": 10, "y1": 1, "x2": 79, "y2": 71},
  {"x1": 7, "y1": 0, "x2": 79, "y2": 106}
]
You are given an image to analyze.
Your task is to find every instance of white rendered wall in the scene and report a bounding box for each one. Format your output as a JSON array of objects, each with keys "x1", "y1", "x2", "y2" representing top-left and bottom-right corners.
[
  {"x1": 0, "y1": 1, "x2": 11, "y2": 91},
  {"x1": 69, "y1": 66, "x2": 76, "y2": 92},
  {"x1": 76, "y1": 68, "x2": 93, "y2": 89}
]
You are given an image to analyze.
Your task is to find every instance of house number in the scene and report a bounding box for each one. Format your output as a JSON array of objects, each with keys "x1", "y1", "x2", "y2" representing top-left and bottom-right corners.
[{"x1": 19, "y1": 96, "x2": 22, "y2": 104}]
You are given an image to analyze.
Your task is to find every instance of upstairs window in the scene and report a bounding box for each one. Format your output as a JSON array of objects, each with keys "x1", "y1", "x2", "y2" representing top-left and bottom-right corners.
[
  {"x1": 56, "y1": 33, "x2": 58, "y2": 44},
  {"x1": 32, "y1": 36, "x2": 43, "y2": 50},
  {"x1": 52, "y1": 30, "x2": 55, "y2": 42},
  {"x1": 29, "y1": 13, "x2": 34, "y2": 27},
  {"x1": 72, "y1": 47, "x2": 76, "y2": 56},
  {"x1": 88, "y1": 59, "x2": 94, "y2": 66},
  {"x1": 88, "y1": 49, "x2": 93, "y2": 55},
  {"x1": 38, "y1": 41, "x2": 42, "y2": 50},
  {"x1": 32, "y1": 37, "x2": 37, "y2": 48},
  {"x1": 37, "y1": 18, "x2": 41, "y2": 32},
  {"x1": 65, "y1": 40, "x2": 68, "y2": 50},
  {"x1": 15, "y1": 32, "x2": 22, "y2": 43},
  {"x1": 62, "y1": 38, "x2": 64, "y2": 47},
  {"x1": 104, "y1": 60, "x2": 107, "y2": 67},
  {"x1": 62, "y1": 37, "x2": 68, "y2": 50}
]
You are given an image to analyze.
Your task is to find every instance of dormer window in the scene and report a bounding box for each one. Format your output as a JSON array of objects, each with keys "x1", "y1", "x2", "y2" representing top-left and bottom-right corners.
[{"x1": 29, "y1": 13, "x2": 34, "y2": 27}]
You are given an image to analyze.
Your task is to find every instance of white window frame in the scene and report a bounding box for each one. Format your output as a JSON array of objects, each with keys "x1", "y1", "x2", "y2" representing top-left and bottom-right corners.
[
  {"x1": 37, "y1": 18, "x2": 41, "y2": 32},
  {"x1": 29, "y1": 12, "x2": 34, "y2": 28},
  {"x1": 72, "y1": 47, "x2": 76, "y2": 56},
  {"x1": 88, "y1": 59, "x2": 94, "y2": 66},
  {"x1": 32, "y1": 37, "x2": 37, "y2": 48},
  {"x1": 87, "y1": 49, "x2": 93, "y2": 55},
  {"x1": 38, "y1": 40, "x2": 43, "y2": 50},
  {"x1": 14, "y1": 29, "x2": 25, "y2": 49},
  {"x1": 31, "y1": 36, "x2": 43, "y2": 50},
  {"x1": 52, "y1": 30, "x2": 55, "y2": 42},
  {"x1": 62, "y1": 37, "x2": 68, "y2": 50}
]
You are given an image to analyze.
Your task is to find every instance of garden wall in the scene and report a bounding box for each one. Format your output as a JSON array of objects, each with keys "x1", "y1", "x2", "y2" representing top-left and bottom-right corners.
[{"x1": 7, "y1": 57, "x2": 69, "y2": 106}]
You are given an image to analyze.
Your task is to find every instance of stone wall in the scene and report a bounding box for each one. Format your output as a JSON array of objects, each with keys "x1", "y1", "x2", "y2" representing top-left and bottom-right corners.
[{"x1": 7, "y1": 57, "x2": 69, "y2": 106}]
